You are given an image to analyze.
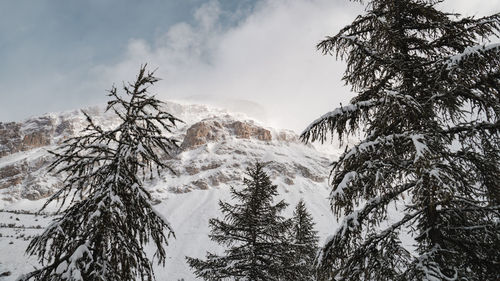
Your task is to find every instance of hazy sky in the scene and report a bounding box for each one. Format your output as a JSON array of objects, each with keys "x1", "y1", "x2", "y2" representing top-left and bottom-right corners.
[{"x1": 1, "y1": 0, "x2": 499, "y2": 132}]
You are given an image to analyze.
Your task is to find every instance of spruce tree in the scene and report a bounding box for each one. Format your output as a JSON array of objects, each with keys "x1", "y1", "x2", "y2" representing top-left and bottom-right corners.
[
  {"x1": 186, "y1": 162, "x2": 292, "y2": 281},
  {"x1": 287, "y1": 199, "x2": 319, "y2": 281},
  {"x1": 20, "y1": 65, "x2": 182, "y2": 281},
  {"x1": 301, "y1": 0, "x2": 500, "y2": 280}
]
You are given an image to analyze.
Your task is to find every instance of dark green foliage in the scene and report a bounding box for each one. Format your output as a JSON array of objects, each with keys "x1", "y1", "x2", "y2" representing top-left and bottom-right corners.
[
  {"x1": 20, "y1": 65, "x2": 181, "y2": 281},
  {"x1": 286, "y1": 199, "x2": 319, "y2": 281},
  {"x1": 302, "y1": 0, "x2": 500, "y2": 280},
  {"x1": 186, "y1": 162, "x2": 292, "y2": 281}
]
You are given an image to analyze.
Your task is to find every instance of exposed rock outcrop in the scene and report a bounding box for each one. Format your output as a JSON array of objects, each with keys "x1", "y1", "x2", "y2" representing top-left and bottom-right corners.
[
  {"x1": 229, "y1": 121, "x2": 272, "y2": 141},
  {"x1": 181, "y1": 118, "x2": 272, "y2": 149},
  {"x1": 181, "y1": 120, "x2": 226, "y2": 149},
  {"x1": 0, "y1": 115, "x2": 77, "y2": 158},
  {"x1": 0, "y1": 122, "x2": 23, "y2": 157},
  {"x1": 0, "y1": 165, "x2": 23, "y2": 190}
]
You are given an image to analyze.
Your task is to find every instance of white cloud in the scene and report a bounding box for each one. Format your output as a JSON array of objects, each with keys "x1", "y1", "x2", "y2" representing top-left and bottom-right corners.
[
  {"x1": 438, "y1": 0, "x2": 500, "y2": 17},
  {"x1": 94, "y1": 0, "x2": 359, "y2": 132},
  {"x1": 94, "y1": 0, "x2": 500, "y2": 132}
]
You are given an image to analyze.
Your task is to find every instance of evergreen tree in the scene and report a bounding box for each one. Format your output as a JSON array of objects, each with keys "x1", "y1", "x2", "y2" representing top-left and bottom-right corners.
[
  {"x1": 287, "y1": 199, "x2": 319, "y2": 281},
  {"x1": 20, "y1": 65, "x2": 182, "y2": 281},
  {"x1": 186, "y1": 162, "x2": 292, "y2": 281},
  {"x1": 301, "y1": 0, "x2": 500, "y2": 280}
]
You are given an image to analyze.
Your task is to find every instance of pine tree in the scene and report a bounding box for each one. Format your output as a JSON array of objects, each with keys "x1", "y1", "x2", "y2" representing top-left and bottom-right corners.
[
  {"x1": 186, "y1": 162, "x2": 292, "y2": 281},
  {"x1": 287, "y1": 199, "x2": 319, "y2": 281},
  {"x1": 20, "y1": 65, "x2": 182, "y2": 281},
  {"x1": 301, "y1": 0, "x2": 500, "y2": 280}
]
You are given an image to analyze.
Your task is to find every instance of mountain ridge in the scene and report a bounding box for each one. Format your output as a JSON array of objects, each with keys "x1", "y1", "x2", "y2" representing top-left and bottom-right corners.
[
  {"x1": 0, "y1": 101, "x2": 332, "y2": 202},
  {"x1": 0, "y1": 101, "x2": 338, "y2": 280}
]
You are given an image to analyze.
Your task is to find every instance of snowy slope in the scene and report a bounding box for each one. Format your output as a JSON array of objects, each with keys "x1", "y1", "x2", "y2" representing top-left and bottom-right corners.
[
  {"x1": 0, "y1": 187, "x2": 337, "y2": 281},
  {"x1": 0, "y1": 101, "x2": 341, "y2": 280}
]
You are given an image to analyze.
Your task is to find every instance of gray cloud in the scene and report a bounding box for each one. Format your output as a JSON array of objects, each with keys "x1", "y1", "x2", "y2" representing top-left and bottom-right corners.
[
  {"x1": 95, "y1": 0, "x2": 500, "y2": 132},
  {"x1": 0, "y1": 0, "x2": 253, "y2": 122},
  {"x1": 1, "y1": 0, "x2": 499, "y2": 133},
  {"x1": 94, "y1": 0, "x2": 360, "y2": 132}
]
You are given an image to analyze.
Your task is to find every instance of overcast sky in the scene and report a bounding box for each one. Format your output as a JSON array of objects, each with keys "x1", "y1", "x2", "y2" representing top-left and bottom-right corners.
[{"x1": 1, "y1": 0, "x2": 499, "y2": 132}]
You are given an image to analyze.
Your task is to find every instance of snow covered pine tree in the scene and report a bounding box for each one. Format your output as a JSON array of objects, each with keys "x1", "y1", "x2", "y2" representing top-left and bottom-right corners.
[
  {"x1": 287, "y1": 199, "x2": 319, "y2": 281},
  {"x1": 19, "y1": 65, "x2": 182, "y2": 281},
  {"x1": 186, "y1": 162, "x2": 292, "y2": 280},
  {"x1": 301, "y1": 0, "x2": 500, "y2": 280}
]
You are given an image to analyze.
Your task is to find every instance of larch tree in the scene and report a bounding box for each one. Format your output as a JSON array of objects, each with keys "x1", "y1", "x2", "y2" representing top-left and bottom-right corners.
[
  {"x1": 301, "y1": 0, "x2": 500, "y2": 280},
  {"x1": 186, "y1": 162, "x2": 292, "y2": 281},
  {"x1": 20, "y1": 65, "x2": 182, "y2": 281}
]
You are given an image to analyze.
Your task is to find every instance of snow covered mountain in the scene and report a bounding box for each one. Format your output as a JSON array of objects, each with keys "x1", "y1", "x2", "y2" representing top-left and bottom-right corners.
[{"x1": 0, "y1": 101, "x2": 340, "y2": 280}]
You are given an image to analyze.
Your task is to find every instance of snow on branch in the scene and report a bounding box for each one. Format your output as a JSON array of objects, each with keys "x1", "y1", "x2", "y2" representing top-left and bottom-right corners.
[
  {"x1": 332, "y1": 171, "x2": 358, "y2": 200},
  {"x1": 410, "y1": 134, "x2": 429, "y2": 162},
  {"x1": 338, "y1": 132, "x2": 426, "y2": 166},
  {"x1": 447, "y1": 43, "x2": 500, "y2": 67},
  {"x1": 301, "y1": 89, "x2": 423, "y2": 145},
  {"x1": 301, "y1": 99, "x2": 378, "y2": 143},
  {"x1": 317, "y1": 182, "x2": 416, "y2": 267},
  {"x1": 442, "y1": 121, "x2": 500, "y2": 135}
]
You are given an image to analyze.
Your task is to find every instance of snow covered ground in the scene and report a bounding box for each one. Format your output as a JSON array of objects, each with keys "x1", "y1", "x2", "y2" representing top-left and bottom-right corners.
[{"x1": 0, "y1": 182, "x2": 337, "y2": 280}]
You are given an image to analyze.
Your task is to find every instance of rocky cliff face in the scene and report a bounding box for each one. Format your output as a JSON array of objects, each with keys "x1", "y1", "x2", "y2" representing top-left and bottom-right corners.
[
  {"x1": 0, "y1": 107, "x2": 122, "y2": 201},
  {"x1": 0, "y1": 118, "x2": 57, "y2": 158},
  {"x1": 0, "y1": 114, "x2": 75, "y2": 200},
  {"x1": 0, "y1": 102, "x2": 330, "y2": 201},
  {"x1": 181, "y1": 118, "x2": 272, "y2": 149}
]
